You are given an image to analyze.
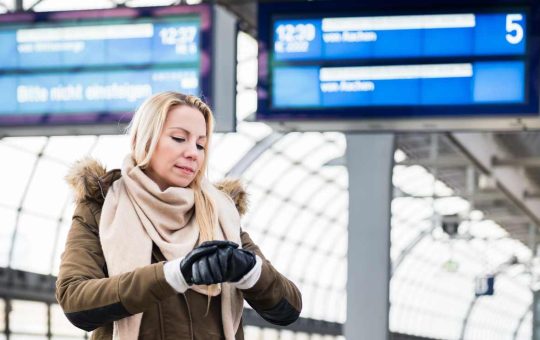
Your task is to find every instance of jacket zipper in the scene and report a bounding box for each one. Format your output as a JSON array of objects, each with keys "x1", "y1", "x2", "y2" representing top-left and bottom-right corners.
[
  {"x1": 182, "y1": 294, "x2": 194, "y2": 340},
  {"x1": 157, "y1": 302, "x2": 165, "y2": 340}
]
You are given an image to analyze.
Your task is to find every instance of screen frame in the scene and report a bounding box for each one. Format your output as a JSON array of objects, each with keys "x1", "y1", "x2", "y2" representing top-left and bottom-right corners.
[
  {"x1": 257, "y1": 0, "x2": 540, "y2": 131},
  {"x1": 0, "y1": 4, "x2": 215, "y2": 136}
]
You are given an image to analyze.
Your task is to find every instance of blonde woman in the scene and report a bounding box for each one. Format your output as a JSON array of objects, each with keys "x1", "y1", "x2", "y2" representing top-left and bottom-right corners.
[{"x1": 57, "y1": 92, "x2": 302, "y2": 339}]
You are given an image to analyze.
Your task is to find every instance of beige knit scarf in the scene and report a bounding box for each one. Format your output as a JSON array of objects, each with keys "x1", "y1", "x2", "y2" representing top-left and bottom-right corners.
[{"x1": 99, "y1": 155, "x2": 244, "y2": 339}]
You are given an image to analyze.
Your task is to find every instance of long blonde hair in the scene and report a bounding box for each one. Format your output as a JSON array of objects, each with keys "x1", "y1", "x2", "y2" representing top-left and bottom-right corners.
[{"x1": 127, "y1": 91, "x2": 217, "y2": 244}]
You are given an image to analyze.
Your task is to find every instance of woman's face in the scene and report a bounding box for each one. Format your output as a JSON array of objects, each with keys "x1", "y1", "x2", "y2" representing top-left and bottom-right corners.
[{"x1": 146, "y1": 105, "x2": 207, "y2": 190}]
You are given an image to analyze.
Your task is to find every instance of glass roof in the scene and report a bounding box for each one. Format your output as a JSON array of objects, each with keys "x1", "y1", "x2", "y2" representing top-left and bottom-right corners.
[
  {"x1": 0, "y1": 122, "x2": 533, "y2": 339},
  {"x1": 390, "y1": 161, "x2": 532, "y2": 339}
]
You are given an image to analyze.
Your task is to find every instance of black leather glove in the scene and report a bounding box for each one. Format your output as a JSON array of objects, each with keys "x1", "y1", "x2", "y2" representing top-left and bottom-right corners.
[
  {"x1": 180, "y1": 241, "x2": 222, "y2": 285},
  {"x1": 180, "y1": 240, "x2": 256, "y2": 285}
]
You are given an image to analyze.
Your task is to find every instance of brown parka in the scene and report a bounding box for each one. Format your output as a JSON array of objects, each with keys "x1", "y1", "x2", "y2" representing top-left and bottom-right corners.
[{"x1": 56, "y1": 158, "x2": 302, "y2": 339}]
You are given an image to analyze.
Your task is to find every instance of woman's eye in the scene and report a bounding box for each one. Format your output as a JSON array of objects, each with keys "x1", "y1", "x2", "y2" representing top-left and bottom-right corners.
[
  {"x1": 172, "y1": 136, "x2": 185, "y2": 143},
  {"x1": 196, "y1": 144, "x2": 205, "y2": 151}
]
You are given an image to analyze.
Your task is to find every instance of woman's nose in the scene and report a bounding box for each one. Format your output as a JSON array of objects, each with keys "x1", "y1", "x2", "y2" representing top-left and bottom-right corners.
[{"x1": 184, "y1": 142, "x2": 198, "y2": 159}]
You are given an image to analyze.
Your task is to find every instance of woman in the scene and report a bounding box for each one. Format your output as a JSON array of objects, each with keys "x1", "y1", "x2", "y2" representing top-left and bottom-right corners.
[{"x1": 57, "y1": 92, "x2": 302, "y2": 339}]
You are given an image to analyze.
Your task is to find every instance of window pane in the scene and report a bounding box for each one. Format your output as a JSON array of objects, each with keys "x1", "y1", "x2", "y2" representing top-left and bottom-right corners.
[
  {"x1": 0, "y1": 144, "x2": 36, "y2": 207},
  {"x1": 43, "y1": 136, "x2": 96, "y2": 164},
  {"x1": 10, "y1": 300, "x2": 47, "y2": 334},
  {"x1": 0, "y1": 207, "x2": 16, "y2": 267},
  {"x1": 51, "y1": 304, "x2": 85, "y2": 337},
  {"x1": 23, "y1": 158, "x2": 69, "y2": 218},
  {"x1": 11, "y1": 213, "x2": 57, "y2": 274}
]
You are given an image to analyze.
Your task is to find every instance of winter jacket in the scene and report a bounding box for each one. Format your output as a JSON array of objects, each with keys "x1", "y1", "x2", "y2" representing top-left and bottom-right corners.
[{"x1": 56, "y1": 158, "x2": 302, "y2": 339}]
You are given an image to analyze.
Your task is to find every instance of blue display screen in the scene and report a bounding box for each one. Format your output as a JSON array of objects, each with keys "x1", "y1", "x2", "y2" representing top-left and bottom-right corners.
[
  {"x1": 273, "y1": 13, "x2": 526, "y2": 61},
  {"x1": 0, "y1": 68, "x2": 200, "y2": 115},
  {"x1": 258, "y1": 4, "x2": 539, "y2": 121},
  {"x1": 0, "y1": 19, "x2": 200, "y2": 69},
  {"x1": 0, "y1": 5, "x2": 211, "y2": 126},
  {"x1": 273, "y1": 61, "x2": 525, "y2": 108}
]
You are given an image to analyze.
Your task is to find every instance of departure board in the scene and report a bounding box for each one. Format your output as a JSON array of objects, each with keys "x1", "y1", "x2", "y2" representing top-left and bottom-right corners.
[
  {"x1": 0, "y1": 68, "x2": 199, "y2": 114},
  {"x1": 257, "y1": 1, "x2": 540, "y2": 130},
  {"x1": 273, "y1": 14, "x2": 526, "y2": 61},
  {"x1": 0, "y1": 5, "x2": 215, "y2": 132},
  {"x1": 0, "y1": 19, "x2": 200, "y2": 69}
]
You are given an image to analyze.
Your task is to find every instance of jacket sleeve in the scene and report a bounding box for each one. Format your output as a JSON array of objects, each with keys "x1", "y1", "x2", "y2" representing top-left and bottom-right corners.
[
  {"x1": 240, "y1": 230, "x2": 302, "y2": 326},
  {"x1": 55, "y1": 202, "x2": 177, "y2": 332}
]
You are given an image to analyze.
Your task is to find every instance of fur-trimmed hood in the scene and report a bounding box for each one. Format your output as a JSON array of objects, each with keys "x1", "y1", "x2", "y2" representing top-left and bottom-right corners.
[{"x1": 65, "y1": 157, "x2": 248, "y2": 216}]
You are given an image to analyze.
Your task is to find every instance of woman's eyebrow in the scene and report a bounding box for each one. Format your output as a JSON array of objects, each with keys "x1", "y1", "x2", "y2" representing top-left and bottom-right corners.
[{"x1": 168, "y1": 127, "x2": 207, "y2": 139}]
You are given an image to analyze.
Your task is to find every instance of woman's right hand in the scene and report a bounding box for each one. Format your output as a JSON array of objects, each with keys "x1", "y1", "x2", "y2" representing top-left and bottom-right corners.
[{"x1": 180, "y1": 240, "x2": 256, "y2": 285}]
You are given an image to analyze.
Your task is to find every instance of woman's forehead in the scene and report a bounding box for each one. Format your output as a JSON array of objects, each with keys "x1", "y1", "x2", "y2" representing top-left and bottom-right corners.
[{"x1": 165, "y1": 106, "x2": 207, "y2": 137}]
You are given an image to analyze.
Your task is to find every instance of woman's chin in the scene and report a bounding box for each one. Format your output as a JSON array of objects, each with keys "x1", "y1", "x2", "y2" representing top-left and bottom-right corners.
[{"x1": 171, "y1": 177, "x2": 194, "y2": 188}]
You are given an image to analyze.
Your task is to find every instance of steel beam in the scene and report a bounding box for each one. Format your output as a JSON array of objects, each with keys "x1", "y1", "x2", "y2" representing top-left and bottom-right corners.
[
  {"x1": 220, "y1": 0, "x2": 256, "y2": 34},
  {"x1": 482, "y1": 214, "x2": 531, "y2": 225},
  {"x1": 525, "y1": 191, "x2": 540, "y2": 200},
  {"x1": 393, "y1": 189, "x2": 507, "y2": 202},
  {"x1": 7, "y1": 140, "x2": 49, "y2": 268},
  {"x1": 323, "y1": 156, "x2": 346, "y2": 167},
  {"x1": 450, "y1": 133, "x2": 540, "y2": 228},
  {"x1": 0, "y1": 267, "x2": 343, "y2": 335},
  {"x1": 28, "y1": 0, "x2": 45, "y2": 11},
  {"x1": 397, "y1": 156, "x2": 471, "y2": 167},
  {"x1": 243, "y1": 308, "x2": 342, "y2": 335},
  {"x1": 392, "y1": 223, "x2": 435, "y2": 276},
  {"x1": 0, "y1": 268, "x2": 56, "y2": 303},
  {"x1": 226, "y1": 132, "x2": 283, "y2": 177},
  {"x1": 492, "y1": 156, "x2": 540, "y2": 168},
  {"x1": 460, "y1": 297, "x2": 478, "y2": 340}
]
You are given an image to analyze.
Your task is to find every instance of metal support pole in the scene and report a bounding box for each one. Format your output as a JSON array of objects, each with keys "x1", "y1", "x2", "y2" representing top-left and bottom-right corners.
[
  {"x1": 529, "y1": 224, "x2": 537, "y2": 260},
  {"x1": 46, "y1": 303, "x2": 52, "y2": 340},
  {"x1": 531, "y1": 223, "x2": 540, "y2": 340},
  {"x1": 345, "y1": 133, "x2": 395, "y2": 340},
  {"x1": 5, "y1": 299, "x2": 11, "y2": 340},
  {"x1": 429, "y1": 134, "x2": 439, "y2": 241},
  {"x1": 534, "y1": 291, "x2": 540, "y2": 340}
]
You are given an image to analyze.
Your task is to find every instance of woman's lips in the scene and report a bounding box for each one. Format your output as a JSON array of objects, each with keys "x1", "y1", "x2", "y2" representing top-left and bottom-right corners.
[{"x1": 175, "y1": 165, "x2": 194, "y2": 174}]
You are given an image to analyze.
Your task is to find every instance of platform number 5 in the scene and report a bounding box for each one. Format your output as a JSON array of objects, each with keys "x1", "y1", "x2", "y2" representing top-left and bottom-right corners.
[{"x1": 506, "y1": 14, "x2": 524, "y2": 45}]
